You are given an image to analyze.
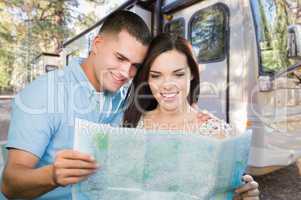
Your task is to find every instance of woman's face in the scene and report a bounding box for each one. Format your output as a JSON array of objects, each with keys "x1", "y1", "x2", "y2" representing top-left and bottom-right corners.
[{"x1": 148, "y1": 50, "x2": 193, "y2": 112}]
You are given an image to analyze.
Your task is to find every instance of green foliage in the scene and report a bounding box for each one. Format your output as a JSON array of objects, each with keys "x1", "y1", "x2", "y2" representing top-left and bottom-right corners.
[
  {"x1": 0, "y1": 0, "x2": 99, "y2": 92},
  {"x1": 257, "y1": 0, "x2": 294, "y2": 73}
]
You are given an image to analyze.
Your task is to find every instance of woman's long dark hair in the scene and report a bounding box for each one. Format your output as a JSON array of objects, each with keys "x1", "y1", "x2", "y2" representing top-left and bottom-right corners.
[{"x1": 122, "y1": 33, "x2": 200, "y2": 128}]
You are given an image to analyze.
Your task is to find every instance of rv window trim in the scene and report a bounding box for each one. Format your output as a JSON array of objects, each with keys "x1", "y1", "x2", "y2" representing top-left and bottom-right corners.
[
  {"x1": 249, "y1": 0, "x2": 273, "y2": 76},
  {"x1": 188, "y1": 2, "x2": 230, "y2": 64},
  {"x1": 164, "y1": 17, "x2": 186, "y2": 37},
  {"x1": 249, "y1": 0, "x2": 296, "y2": 76},
  {"x1": 162, "y1": 0, "x2": 203, "y2": 14}
]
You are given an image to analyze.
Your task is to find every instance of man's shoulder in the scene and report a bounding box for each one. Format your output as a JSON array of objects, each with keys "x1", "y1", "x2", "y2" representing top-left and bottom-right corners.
[{"x1": 14, "y1": 67, "x2": 72, "y2": 108}]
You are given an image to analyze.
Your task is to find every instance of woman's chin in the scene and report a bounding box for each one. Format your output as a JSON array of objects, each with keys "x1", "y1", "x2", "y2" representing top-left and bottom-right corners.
[{"x1": 159, "y1": 104, "x2": 181, "y2": 113}]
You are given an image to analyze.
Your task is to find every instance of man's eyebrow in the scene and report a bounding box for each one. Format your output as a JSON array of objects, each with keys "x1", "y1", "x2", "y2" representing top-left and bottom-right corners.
[
  {"x1": 116, "y1": 52, "x2": 142, "y2": 68},
  {"x1": 116, "y1": 52, "x2": 130, "y2": 61}
]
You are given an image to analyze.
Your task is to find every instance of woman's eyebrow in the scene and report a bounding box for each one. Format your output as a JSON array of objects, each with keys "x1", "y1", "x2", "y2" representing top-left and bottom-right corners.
[
  {"x1": 149, "y1": 70, "x2": 161, "y2": 74},
  {"x1": 173, "y1": 67, "x2": 186, "y2": 72},
  {"x1": 150, "y1": 67, "x2": 186, "y2": 73}
]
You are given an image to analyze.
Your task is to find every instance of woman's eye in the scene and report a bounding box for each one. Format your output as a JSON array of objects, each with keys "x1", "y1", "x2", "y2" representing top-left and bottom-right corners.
[
  {"x1": 175, "y1": 73, "x2": 185, "y2": 77},
  {"x1": 150, "y1": 74, "x2": 160, "y2": 79}
]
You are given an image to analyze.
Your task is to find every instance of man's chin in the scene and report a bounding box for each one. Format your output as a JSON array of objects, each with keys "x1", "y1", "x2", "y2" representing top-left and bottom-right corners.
[{"x1": 104, "y1": 84, "x2": 123, "y2": 93}]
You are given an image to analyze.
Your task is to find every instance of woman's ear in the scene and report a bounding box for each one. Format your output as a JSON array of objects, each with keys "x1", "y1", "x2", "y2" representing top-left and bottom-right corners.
[
  {"x1": 190, "y1": 71, "x2": 194, "y2": 81},
  {"x1": 190, "y1": 75, "x2": 194, "y2": 81}
]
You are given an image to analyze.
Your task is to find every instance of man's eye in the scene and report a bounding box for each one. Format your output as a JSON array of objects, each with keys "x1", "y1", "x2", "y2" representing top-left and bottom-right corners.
[{"x1": 117, "y1": 56, "x2": 124, "y2": 61}]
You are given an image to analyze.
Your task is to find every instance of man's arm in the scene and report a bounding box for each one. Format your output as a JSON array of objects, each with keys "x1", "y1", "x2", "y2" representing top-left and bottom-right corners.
[
  {"x1": 1, "y1": 149, "x2": 98, "y2": 199},
  {"x1": 1, "y1": 149, "x2": 56, "y2": 199}
]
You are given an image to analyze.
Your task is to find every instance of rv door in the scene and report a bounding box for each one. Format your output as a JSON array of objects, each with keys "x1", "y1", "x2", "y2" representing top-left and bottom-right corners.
[{"x1": 248, "y1": 0, "x2": 301, "y2": 170}]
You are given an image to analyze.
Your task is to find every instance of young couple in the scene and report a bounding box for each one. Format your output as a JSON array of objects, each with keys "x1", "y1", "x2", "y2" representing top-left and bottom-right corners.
[{"x1": 2, "y1": 10, "x2": 259, "y2": 200}]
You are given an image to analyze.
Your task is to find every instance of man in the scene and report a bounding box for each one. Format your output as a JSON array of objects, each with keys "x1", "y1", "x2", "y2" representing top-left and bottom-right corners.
[
  {"x1": 1, "y1": 10, "x2": 259, "y2": 200},
  {"x1": 1, "y1": 11, "x2": 150, "y2": 199}
]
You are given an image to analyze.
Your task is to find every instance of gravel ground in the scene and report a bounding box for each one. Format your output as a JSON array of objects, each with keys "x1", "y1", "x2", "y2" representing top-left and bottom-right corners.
[
  {"x1": 254, "y1": 164, "x2": 301, "y2": 200},
  {"x1": 1, "y1": 99, "x2": 301, "y2": 199}
]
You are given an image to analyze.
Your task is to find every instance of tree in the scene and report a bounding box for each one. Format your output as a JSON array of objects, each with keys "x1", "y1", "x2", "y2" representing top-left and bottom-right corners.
[
  {"x1": 0, "y1": 2, "x2": 15, "y2": 92},
  {"x1": 0, "y1": 0, "x2": 101, "y2": 92}
]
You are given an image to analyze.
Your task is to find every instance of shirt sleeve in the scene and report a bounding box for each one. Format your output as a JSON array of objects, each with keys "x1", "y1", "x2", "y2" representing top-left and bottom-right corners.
[{"x1": 6, "y1": 78, "x2": 53, "y2": 159}]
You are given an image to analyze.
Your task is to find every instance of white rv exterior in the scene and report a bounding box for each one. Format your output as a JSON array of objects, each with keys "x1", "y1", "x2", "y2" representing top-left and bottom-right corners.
[
  {"x1": 160, "y1": 0, "x2": 301, "y2": 174},
  {"x1": 31, "y1": 53, "x2": 60, "y2": 81},
  {"x1": 61, "y1": 0, "x2": 301, "y2": 174}
]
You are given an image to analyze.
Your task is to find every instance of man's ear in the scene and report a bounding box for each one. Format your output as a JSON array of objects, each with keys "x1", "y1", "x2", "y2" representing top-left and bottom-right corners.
[{"x1": 91, "y1": 35, "x2": 104, "y2": 55}]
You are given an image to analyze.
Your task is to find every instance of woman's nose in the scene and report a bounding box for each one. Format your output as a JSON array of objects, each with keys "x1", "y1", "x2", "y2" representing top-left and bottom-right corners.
[{"x1": 162, "y1": 80, "x2": 177, "y2": 90}]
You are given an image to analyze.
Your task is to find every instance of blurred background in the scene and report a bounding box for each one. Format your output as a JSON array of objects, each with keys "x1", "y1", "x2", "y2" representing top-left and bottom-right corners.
[{"x1": 0, "y1": 1, "x2": 301, "y2": 199}]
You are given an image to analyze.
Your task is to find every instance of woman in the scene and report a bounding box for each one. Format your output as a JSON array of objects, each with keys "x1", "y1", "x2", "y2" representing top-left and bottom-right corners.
[{"x1": 122, "y1": 33, "x2": 259, "y2": 200}]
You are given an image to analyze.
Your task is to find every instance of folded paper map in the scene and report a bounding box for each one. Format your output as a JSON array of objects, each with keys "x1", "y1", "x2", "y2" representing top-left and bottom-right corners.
[{"x1": 72, "y1": 118, "x2": 252, "y2": 200}]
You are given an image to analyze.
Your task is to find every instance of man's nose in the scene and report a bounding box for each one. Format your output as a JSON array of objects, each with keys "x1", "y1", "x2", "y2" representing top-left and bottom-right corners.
[{"x1": 119, "y1": 62, "x2": 132, "y2": 79}]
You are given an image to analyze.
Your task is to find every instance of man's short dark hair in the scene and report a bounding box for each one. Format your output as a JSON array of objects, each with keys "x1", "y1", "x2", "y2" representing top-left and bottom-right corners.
[{"x1": 99, "y1": 10, "x2": 152, "y2": 45}]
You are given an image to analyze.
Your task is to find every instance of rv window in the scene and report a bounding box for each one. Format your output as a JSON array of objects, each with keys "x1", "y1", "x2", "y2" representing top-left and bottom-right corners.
[
  {"x1": 189, "y1": 4, "x2": 229, "y2": 63},
  {"x1": 250, "y1": 0, "x2": 298, "y2": 75},
  {"x1": 45, "y1": 65, "x2": 58, "y2": 73},
  {"x1": 66, "y1": 50, "x2": 80, "y2": 66},
  {"x1": 164, "y1": 18, "x2": 185, "y2": 37}
]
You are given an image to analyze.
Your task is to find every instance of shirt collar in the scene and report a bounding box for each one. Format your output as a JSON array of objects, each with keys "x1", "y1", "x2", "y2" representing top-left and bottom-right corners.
[
  {"x1": 70, "y1": 58, "x2": 98, "y2": 93},
  {"x1": 70, "y1": 58, "x2": 105, "y2": 105}
]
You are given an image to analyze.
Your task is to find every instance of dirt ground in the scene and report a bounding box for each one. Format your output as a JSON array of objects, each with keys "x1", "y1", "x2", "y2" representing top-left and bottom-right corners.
[{"x1": 254, "y1": 164, "x2": 301, "y2": 200}]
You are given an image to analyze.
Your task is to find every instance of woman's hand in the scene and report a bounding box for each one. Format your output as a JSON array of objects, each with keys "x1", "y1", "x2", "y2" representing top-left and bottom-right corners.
[
  {"x1": 234, "y1": 175, "x2": 260, "y2": 200},
  {"x1": 196, "y1": 112, "x2": 211, "y2": 124},
  {"x1": 192, "y1": 103, "x2": 212, "y2": 124}
]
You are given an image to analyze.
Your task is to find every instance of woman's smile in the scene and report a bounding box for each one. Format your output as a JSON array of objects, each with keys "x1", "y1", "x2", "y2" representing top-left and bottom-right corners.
[{"x1": 160, "y1": 91, "x2": 179, "y2": 102}]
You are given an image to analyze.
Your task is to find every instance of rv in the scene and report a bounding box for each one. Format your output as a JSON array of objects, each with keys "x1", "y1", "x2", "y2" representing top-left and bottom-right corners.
[
  {"x1": 60, "y1": 0, "x2": 301, "y2": 175},
  {"x1": 30, "y1": 52, "x2": 60, "y2": 81}
]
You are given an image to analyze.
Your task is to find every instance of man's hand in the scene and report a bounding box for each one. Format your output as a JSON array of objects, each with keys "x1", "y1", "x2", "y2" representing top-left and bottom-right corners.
[
  {"x1": 234, "y1": 175, "x2": 260, "y2": 200},
  {"x1": 52, "y1": 150, "x2": 99, "y2": 186}
]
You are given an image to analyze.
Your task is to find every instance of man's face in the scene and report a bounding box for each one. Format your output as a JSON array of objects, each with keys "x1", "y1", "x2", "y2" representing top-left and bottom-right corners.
[{"x1": 92, "y1": 30, "x2": 148, "y2": 92}]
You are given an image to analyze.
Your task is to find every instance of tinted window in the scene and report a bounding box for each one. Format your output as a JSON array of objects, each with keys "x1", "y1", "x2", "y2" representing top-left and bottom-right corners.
[
  {"x1": 45, "y1": 65, "x2": 58, "y2": 73},
  {"x1": 250, "y1": 0, "x2": 298, "y2": 74},
  {"x1": 164, "y1": 18, "x2": 185, "y2": 38},
  {"x1": 189, "y1": 4, "x2": 229, "y2": 63}
]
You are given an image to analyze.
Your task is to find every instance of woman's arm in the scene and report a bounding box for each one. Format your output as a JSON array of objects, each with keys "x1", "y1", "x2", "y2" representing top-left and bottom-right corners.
[{"x1": 233, "y1": 175, "x2": 260, "y2": 200}]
